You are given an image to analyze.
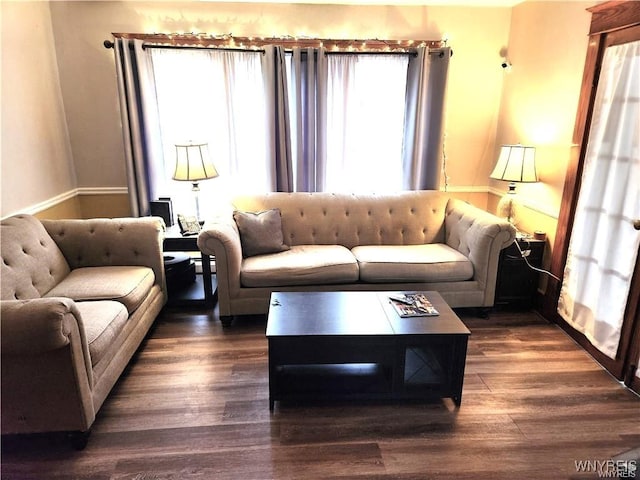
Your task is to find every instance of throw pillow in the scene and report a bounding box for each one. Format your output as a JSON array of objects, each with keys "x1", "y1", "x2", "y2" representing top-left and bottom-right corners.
[{"x1": 233, "y1": 209, "x2": 290, "y2": 257}]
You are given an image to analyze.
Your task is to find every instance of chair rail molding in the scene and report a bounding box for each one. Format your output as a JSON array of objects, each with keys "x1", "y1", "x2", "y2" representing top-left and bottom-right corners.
[
  {"x1": 487, "y1": 186, "x2": 560, "y2": 220},
  {"x1": 1, "y1": 187, "x2": 129, "y2": 220}
]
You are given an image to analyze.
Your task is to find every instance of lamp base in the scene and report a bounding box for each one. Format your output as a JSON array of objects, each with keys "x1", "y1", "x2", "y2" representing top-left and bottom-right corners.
[
  {"x1": 496, "y1": 187, "x2": 520, "y2": 226},
  {"x1": 192, "y1": 182, "x2": 201, "y2": 222}
]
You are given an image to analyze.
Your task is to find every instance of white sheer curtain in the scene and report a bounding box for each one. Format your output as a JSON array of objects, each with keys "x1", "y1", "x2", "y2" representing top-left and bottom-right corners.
[
  {"x1": 150, "y1": 48, "x2": 269, "y2": 217},
  {"x1": 324, "y1": 54, "x2": 409, "y2": 193},
  {"x1": 558, "y1": 40, "x2": 640, "y2": 359}
]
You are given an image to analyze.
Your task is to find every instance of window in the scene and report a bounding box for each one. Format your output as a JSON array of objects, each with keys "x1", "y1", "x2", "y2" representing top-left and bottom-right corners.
[
  {"x1": 283, "y1": 51, "x2": 411, "y2": 193},
  {"x1": 147, "y1": 45, "x2": 433, "y2": 216},
  {"x1": 324, "y1": 54, "x2": 409, "y2": 193},
  {"x1": 150, "y1": 48, "x2": 269, "y2": 216},
  {"x1": 113, "y1": 35, "x2": 449, "y2": 218}
]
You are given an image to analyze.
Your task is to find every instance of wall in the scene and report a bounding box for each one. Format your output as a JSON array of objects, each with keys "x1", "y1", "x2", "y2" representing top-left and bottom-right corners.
[
  {"x1": 0, "y1": 1, "x2": 79, "y2": 218},
  {"x1": 42, "y1": 0, "x2": 510, "y2": 217},
  {"x1": 1, "y1": 1, "x2": 593, "y2": 223},
  {"x1": 492, "y1": 0, "x2": 592, "y2": 267}
]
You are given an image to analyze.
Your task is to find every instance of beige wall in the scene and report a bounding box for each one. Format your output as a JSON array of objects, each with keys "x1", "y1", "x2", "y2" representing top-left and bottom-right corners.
[
  {"x1": 492, "y1": 1, "x2": 592, "y2": 247},
  {"x1": 1, "y1": 1, "x2": 77, "y2": 218},
  {"x1": 46, "y1": 1, "x2": 510, "y2": 194},
  {"x1": 2, "y1": 1, "x2": 593, "y2": 223}
]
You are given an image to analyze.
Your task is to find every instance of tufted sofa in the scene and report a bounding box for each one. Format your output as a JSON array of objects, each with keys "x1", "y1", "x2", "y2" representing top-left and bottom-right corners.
[
  {"x1": 198, "y1": 191, "x2": 516, "y2": 325},
  {"x1": 1, "y1": 214, "x2": 166, "y2": 447}
]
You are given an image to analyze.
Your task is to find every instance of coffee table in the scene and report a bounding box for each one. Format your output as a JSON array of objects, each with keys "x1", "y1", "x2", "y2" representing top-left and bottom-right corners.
[{"x1": 266, "y1": 291, "x2": 470, "y2": 410}]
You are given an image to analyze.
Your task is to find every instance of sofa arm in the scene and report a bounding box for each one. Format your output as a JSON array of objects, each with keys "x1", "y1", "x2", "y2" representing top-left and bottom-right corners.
[
  {"x1": 42, "y1": 217, "x2": 166, "y2": 295},
  {"x1": 197, "y1": 214, "x2": 243, "y2": 317},
  {"x1": 1, "y1": 298, "x2": 95, "y2": 434},
  {"x1": 445, "y1": 199, "x2": 516, "y2": 306},
  {"x1": 1, "y1": 298, "x2": 92, "y2": 371}
]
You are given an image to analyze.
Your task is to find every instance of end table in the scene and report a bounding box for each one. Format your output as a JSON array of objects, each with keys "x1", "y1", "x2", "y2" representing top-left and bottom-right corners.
[
  {"x1": 494, "y1": 236, "x2": 546, "y2": 308},
  {"x1": 163, "y1": 225, "x2": 217, "y2": 306}
]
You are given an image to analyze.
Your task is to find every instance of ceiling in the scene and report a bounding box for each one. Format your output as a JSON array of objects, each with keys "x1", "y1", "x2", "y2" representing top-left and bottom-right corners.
[{"x1": 200, "y1": 0, "x2": 524, "y2": 5}]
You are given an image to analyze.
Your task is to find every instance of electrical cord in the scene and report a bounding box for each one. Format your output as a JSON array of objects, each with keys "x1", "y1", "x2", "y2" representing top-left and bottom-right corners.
[
  {"x1": 441, "y1": 131, "x2": 450, "y2": 192},
  {"x1": 513, "y1": 237, "x2": 562, "y2": 282}
]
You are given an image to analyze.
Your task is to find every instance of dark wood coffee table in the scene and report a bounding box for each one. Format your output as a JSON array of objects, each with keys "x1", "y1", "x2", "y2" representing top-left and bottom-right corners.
[{"x1": 266, "y1": 291, "x2": 470, "y2": 410}]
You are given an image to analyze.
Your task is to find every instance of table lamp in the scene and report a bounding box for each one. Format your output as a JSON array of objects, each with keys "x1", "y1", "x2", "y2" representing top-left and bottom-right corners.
[
  {"x1": 489, "y1": 144, "x2": 538, "y2": 226},
  {"x1": 173, "y1": 142, "x2": 219, "y2": 221}
]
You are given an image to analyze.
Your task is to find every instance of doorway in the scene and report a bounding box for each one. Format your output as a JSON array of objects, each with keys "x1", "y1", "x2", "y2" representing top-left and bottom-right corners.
[{"x1": 545, "y1": 3, "x2": 640, "y2": 393}]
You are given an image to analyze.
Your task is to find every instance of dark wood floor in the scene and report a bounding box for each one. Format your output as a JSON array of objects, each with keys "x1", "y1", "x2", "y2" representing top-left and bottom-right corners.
[{"x1": 2, "y1": 306, "x2": 639, "y2": 479}]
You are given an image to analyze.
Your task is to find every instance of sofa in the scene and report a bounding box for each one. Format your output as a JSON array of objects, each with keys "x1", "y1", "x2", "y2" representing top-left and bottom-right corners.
[
  {"x1": 198, "y1": 191, "x2": 516, "y2": 325},
  {"x1": 1, "y1": 214, "x2": 166, "y2": 447}
]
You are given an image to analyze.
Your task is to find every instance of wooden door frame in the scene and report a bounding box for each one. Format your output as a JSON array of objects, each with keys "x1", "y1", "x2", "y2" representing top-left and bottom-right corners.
[
  {"x1": 623, "y1": 256, "x2": 640, "y2": 393},
  {"x1": 541, "y1": 1, "x2": 640, "y2": 382}
]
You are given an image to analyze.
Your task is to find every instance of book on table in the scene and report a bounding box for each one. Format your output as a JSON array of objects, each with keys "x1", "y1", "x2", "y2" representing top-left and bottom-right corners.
[{"x1": 388, "y1": 293, "x2": 439, "y2": 317}]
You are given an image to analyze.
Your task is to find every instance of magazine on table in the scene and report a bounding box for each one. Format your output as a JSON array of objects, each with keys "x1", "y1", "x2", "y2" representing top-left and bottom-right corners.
[{"x1": 388, "y1": 293, "x2": 439, "y2": 317}]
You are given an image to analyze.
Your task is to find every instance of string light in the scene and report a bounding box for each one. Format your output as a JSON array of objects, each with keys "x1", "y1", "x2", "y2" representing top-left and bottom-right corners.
[{"x1": 119, "y1": 32, "x2": 446, "y2": 53}]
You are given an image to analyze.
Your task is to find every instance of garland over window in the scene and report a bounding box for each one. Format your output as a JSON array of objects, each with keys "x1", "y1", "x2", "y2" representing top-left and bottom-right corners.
[
  {"x1": 108, "y1": 33, "x2": 451, "y2": 216},
  {"x1": 105, "y1": 32, "x2": 447, "y2": 55}
]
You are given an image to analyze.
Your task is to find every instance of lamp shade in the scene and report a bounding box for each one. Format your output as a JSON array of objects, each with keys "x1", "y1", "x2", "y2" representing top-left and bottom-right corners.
[
  {"x1": 172, "y1": 143, "x2": 219, "y2": 182},
  {"x1": 489, "y1": 145, "x2": 538, "y2": 183}
]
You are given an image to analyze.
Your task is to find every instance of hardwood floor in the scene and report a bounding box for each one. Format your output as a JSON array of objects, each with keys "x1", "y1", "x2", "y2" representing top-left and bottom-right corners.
[{"x1": 2, "y1": 306, "x2": 638, "y2": 479}]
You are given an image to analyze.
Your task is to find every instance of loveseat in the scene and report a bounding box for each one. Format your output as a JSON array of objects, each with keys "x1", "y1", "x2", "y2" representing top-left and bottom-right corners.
[
  {"x1": 198, "y1": 191, "x2": 516, "y2": 325},
  {"x1": 1, "y1": 214, "x2": 166, "y2": 447}
]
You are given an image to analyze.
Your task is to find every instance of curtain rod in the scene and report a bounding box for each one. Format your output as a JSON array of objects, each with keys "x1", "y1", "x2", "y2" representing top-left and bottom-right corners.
[{"x1": 103, "y1": 40, "x2": 450, "y2": 57}]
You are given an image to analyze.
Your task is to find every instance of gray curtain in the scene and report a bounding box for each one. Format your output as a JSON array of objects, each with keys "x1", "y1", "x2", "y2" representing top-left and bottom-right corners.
[
  {"x1": 402, "y1": 46, "x2": 451, "y2": 190},
  {"x1": 113, "y1": 38, "x2": 164, "y2": 216},
  {"x1": 262, "y1": 46, "x2": 293, "y2": 192},
  {"x1": 289, "y1": 47, "x2": 328, "y2": 192}
]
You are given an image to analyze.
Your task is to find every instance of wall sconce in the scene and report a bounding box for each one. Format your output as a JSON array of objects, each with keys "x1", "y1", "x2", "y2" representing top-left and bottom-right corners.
[{"x1": 499, "y1": 47, "x2": 512, "y2": 72}]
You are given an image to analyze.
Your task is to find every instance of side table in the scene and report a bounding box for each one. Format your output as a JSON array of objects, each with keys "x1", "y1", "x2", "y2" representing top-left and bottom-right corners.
[
  {"x1": 494, "y1": 236, "x2": 546, "y2": 308},
  {"x1": 163, "y1": 225, "x2": 216, "y2": 307}
]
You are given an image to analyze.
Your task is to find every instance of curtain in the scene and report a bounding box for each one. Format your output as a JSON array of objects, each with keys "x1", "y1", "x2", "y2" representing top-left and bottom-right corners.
[
  {"x1": 324, "y1": 54, "x2": 409, "y2": 193},
  {"x1": 402, "y1": 47, "x2": 451, "y2": 190},
  {"x1": 558, "y1": 40, "x2": 640, "y2": 359},
  {"x1": 116, "y1": 42, "x2": 452, "y2": 209},
  {"x1": 150, "y1": 48, "x2": 269, "y2": 216},
  {"x1": 284, "y1": 47, "x2": 328, "y2": 192},
  {"x1": 263, "y1": 46, "x2": 293, "y2": 192},
  {"x1": 113, "y1": 38, "x2": 164, "y2": 217},
  {"x1": 324, "y1": 55, "x2": 356, "y2": 192}
]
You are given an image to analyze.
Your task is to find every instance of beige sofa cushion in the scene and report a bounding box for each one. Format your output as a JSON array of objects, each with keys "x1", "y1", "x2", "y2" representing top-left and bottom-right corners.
[
  {"x1": 352, "y1": 244, "x2": 474, "y2": 283},
  {"x1": 75, "y1": 300, "x2": 129, "y2": 367},
  {"x1": 45, "y1": 266, "x2": 155, "y2": 313},
  {"x1": 1, "y1": 215, "x2": 71, "y2": 300},
  {"x1": 241, "y1": 245, "x2": 359, "y2": 287},
  {"x1": 233, "y1": 191, "x2": 449, "y2": 248}
]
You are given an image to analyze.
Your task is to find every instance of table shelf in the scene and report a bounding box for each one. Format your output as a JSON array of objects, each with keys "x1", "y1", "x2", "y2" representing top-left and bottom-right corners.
[{"x1": 166, "y1": 274, "x2": 218, "y2": 308}]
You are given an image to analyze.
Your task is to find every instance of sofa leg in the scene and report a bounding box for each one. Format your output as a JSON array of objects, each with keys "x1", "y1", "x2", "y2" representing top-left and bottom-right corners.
[
  {"x1": 220, "y1": 315, "x2": 233, "y2": 327},
  {"x1": 67, "y1": 429, "x2": 91, "y2": 450},
  {"x1": 476, "y1": 307, "x2": 492, "y2": 319}
]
